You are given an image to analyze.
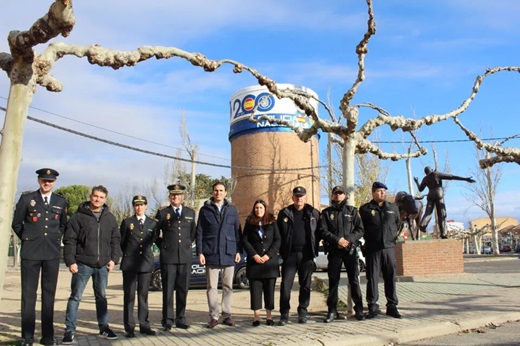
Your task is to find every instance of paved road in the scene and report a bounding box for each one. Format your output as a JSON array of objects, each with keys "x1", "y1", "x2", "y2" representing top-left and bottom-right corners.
[{"x1": 401, "y1": 319, "x2": 520, "y2": 345}]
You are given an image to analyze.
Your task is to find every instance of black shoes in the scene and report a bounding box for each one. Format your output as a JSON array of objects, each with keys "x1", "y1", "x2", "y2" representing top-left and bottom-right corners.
[
  {"x1": 298, "y1": 315, "x2": 307, "y2": 324},
  {"x1": 252, "y1": 320, "x2": 261, "y2": 327},
  {"x1": 125, "y1": 331, "x2": 135, "y2": 338},
  {"x1": 39, "y1": 337, "x2": 57, "y2": 346},
  {"x1": 163, "y1": 323, "x2": 172, "y2": 331},
  {"x1": 354, "y1": 312, "x2": 365, "y2": 321},
  {"x1": 324, "y1": 312, "x2": 337, "y2": 323},
  {"x1": 175, "y1": 323, "x2": 190, "y2": 330},
  {"x1": 21, "y1": 340, "x2": 33, "y2": 346},
  {"x1": 366, "y1": 310, "x2": 378, "y2": 319},
  {"x1": 278, "y1": 314, "x2": 289, "y2": 326},
  {"x1": 61, "y1": 332, "x2": 74, "y2": 345},
  {"x1": 99, "y1": 327, "x2": 118, "y2": 340},
  {"x1": 266, "y1": 319, "x2": 275, "y2": 326},
  {"x1": 140, "y1": 328, "x2": 157, "y2": 335},
  {"x1": 386, "y1": 308, "x2": 402, "y2": 319}
]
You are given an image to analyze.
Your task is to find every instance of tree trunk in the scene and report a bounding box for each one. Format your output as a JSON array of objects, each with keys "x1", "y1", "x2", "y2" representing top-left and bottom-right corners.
[
  {"x1": 0, "y1": 61, "x2": 36, "y2": 300},
  {"x1": 343, "y1": 138, "x2": 356, "y2": 206}
]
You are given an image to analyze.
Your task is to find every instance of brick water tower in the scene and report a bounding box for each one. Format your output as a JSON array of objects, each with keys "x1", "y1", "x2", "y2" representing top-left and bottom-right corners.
[{"x1": 229, "y1": 84, "x2": 320, "y2": 221}]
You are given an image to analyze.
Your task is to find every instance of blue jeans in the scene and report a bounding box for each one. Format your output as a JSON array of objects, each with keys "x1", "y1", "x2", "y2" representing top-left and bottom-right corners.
[{"x1": 65, "y1": 263, "x2": 109, "y2": 333}]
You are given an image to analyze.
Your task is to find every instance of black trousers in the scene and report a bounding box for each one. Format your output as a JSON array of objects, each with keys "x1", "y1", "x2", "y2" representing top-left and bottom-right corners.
[
  {"x1": 326, "y1": 251, "x2": 363, "y2": 314},
  {"x1": 365, "y1": 247, "x2": 398, "y2": 311},
  {"x1": 279, "y1": 252, "x2": 315, "y2": 316},
  {"x1": 21, "y1": 258, "x2": 59, "y2": 341},
  {"x1": 122, "y1": 271, "x2": 152, "y2": 332},
  {"x1": 161, "y1": 263, "x2": 189, "y2": 326},
  {"x1": 249, "y1": 278, "x2": 277, "y2": 311}
]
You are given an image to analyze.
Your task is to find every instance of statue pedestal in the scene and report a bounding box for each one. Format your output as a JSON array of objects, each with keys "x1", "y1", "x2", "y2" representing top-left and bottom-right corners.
[{"x1": 395, "y1": 239, "x2": 463, "y2": 277}]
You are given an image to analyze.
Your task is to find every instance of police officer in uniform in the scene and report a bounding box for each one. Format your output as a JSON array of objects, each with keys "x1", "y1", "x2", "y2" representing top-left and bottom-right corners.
[
  {"x1": 319, "y1": 186, "x2": 365, "y2": 322},
  {"x1": 12, "y1": 168, "x2": 67, "y2": 346},
  {"x1": 359, "y1": 182, "x2": 402, "y2": 319},
  {"x1": 120, "y1": 196, "x2": 157, "y2": 338},
  {"x1": 155, "y1": 184, "x2": 196, "y2": 330}
]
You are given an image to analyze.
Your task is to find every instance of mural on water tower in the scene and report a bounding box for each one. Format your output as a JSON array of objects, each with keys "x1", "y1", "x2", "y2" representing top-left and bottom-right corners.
[{"x1": 229, "y1": 84, "x2": 321, "y2": 222}]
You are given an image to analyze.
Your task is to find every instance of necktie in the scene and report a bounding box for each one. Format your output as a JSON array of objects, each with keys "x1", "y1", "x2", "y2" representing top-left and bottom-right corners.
[
  {"x1": 139, "y1": 218, "x2": 144, "y2": 226},
  {"x1": 44, "y1": 196, "x2": 48, "y2": 205},
  {"x1": 175, "y1": 208, "x2": 181, "y2": 218}
]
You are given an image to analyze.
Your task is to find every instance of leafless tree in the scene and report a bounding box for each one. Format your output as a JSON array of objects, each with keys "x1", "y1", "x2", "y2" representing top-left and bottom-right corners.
[
  {"x1": 1, "y1": 0, "x2": 519, "y2": 297},
  {"x1": 463, "y1": 144, "x2": 504, "y2": 256}
]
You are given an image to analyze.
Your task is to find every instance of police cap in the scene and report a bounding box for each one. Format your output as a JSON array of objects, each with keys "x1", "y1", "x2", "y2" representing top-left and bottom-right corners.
[
  {"x1": 36, "y1": 168, "x2": 59, "y2": 181},
  {"x1": 132, "y1": 195, "x2": 147, "y2": 205},
  {"x1": 168, "y1": 184, "x2": 186, "y2": 195}
]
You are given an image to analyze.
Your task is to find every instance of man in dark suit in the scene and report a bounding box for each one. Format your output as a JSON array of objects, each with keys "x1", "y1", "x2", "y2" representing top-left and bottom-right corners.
[
  {"x1": 120, "y1": 195, "x2": 158, "y2": 338},
  {"x1": 155, "y1": 184, "x2": 196, "y2": 331},
  {"x1": 12, "y1": 168, "x2": 67, "y2": 346}
]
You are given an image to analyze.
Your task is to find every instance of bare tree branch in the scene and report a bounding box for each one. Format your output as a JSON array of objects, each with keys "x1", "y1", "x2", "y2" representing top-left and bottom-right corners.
[{"x1": 453, "y1": 117, "x2": 520, "y2": 168}]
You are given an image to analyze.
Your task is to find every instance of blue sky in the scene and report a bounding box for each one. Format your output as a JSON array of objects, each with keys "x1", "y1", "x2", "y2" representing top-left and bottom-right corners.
[{"x1": 1, "y1": 0, "x2": 519, "y2": 227}]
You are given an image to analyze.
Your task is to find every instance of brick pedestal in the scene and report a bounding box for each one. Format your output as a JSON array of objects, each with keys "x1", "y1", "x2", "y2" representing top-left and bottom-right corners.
[{"x1": 395, "y1": 239, "x2": 463, "y2": 276}]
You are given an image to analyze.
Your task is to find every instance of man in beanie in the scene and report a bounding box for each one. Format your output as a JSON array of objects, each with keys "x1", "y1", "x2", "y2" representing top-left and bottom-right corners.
[
  {"x1": 359, "y1": 182, "x2": 402, "y2": 319},
  {"x1": 12, "y1": 168, "x2": 67, "y2": 346}
]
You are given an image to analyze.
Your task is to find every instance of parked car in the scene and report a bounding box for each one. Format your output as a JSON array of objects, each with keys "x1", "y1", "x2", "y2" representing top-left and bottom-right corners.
[
  {"x1": 466, "y1": 245, "x2": 476, "y2": 254},
  {"x1": 150, "y1": 246, "x2": 248, "y2": 291},
  {"x1": 499, "y1": 244, "x2": 512, "y2": 252},
  {"x1": 481, "y1": 245, "x2": 492, "y2": 254},
  {"x1": 314, "y1": 245, "x2": 366, "y2": 273},
  {"x1": 515, "y1": 244, "x2": 520, "y2": 253}
]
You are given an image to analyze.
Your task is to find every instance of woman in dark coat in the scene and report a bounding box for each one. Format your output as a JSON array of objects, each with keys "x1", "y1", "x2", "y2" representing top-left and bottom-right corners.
[{"x1": 242, "y1": 200, "x2": 281, "y2": 326}]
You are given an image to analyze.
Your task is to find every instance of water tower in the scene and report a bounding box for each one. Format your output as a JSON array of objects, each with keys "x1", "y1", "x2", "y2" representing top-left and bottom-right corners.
[{"x1": 229, "y1": 84, "x2": 320, "y2": 221}]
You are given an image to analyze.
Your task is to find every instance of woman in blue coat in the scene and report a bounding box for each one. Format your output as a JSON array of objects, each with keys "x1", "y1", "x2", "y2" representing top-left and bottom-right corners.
[{"x1": 242, "y1": 200, "x2": 281, "y2": 326}]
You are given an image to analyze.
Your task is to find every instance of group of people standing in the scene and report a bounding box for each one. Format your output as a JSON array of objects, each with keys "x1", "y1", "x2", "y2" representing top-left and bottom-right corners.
[{"x1": 12, "y1": 167, "x2": 403, "y2": 346}]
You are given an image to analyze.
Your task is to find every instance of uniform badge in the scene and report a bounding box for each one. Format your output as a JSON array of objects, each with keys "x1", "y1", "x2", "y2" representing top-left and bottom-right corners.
[
  {"x1": 371, "y1": 210, "x2": 376, "y2": 216},
  {"x1": 130, "y1": 223, "x2": 134, "y2": 230},
  {"x1": 284, "y1": 217, "x2": 288, "y2": 223},
  {"x1": 166, "y1": 213, "x2": 171, "y2": 220},
  {"x1": 30, "y1": 199, "x2": 36, "y2": 207},
  {"x1": 330, "y1": 214, "x2": 334, "y2": 220},
  {"x1": 32, "y1": 216, "x2": 38, "y2": 222}
]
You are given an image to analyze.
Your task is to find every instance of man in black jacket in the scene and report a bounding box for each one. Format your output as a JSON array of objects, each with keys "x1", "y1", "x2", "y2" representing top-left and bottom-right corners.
[
  {"x1": 12, "y1": 168, "x2": 67, "y2": 346},
  {"x1": 120, "y1": 195, "x2": 157, "y2": 338},
  {"x1": 277, "y1": 186, "x2": 320, "y2": 325},
  {"x1": 62, "y1": 185, "x2": 121, "y2": 344},
  {"x1": 155, "y1": 184, "x2": 196, "y2": 331},
  {"x1": 319, "y1": 186, "x2": 365, "y2": 322},
  {"x1": 359, "y1": 182, "x2": 402, "y2": 319}
]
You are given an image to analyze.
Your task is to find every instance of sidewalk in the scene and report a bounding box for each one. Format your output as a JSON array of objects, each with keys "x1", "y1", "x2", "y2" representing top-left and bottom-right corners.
[{"x1": 1, "y1": 257, "x2": 520, "y2": 346}]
